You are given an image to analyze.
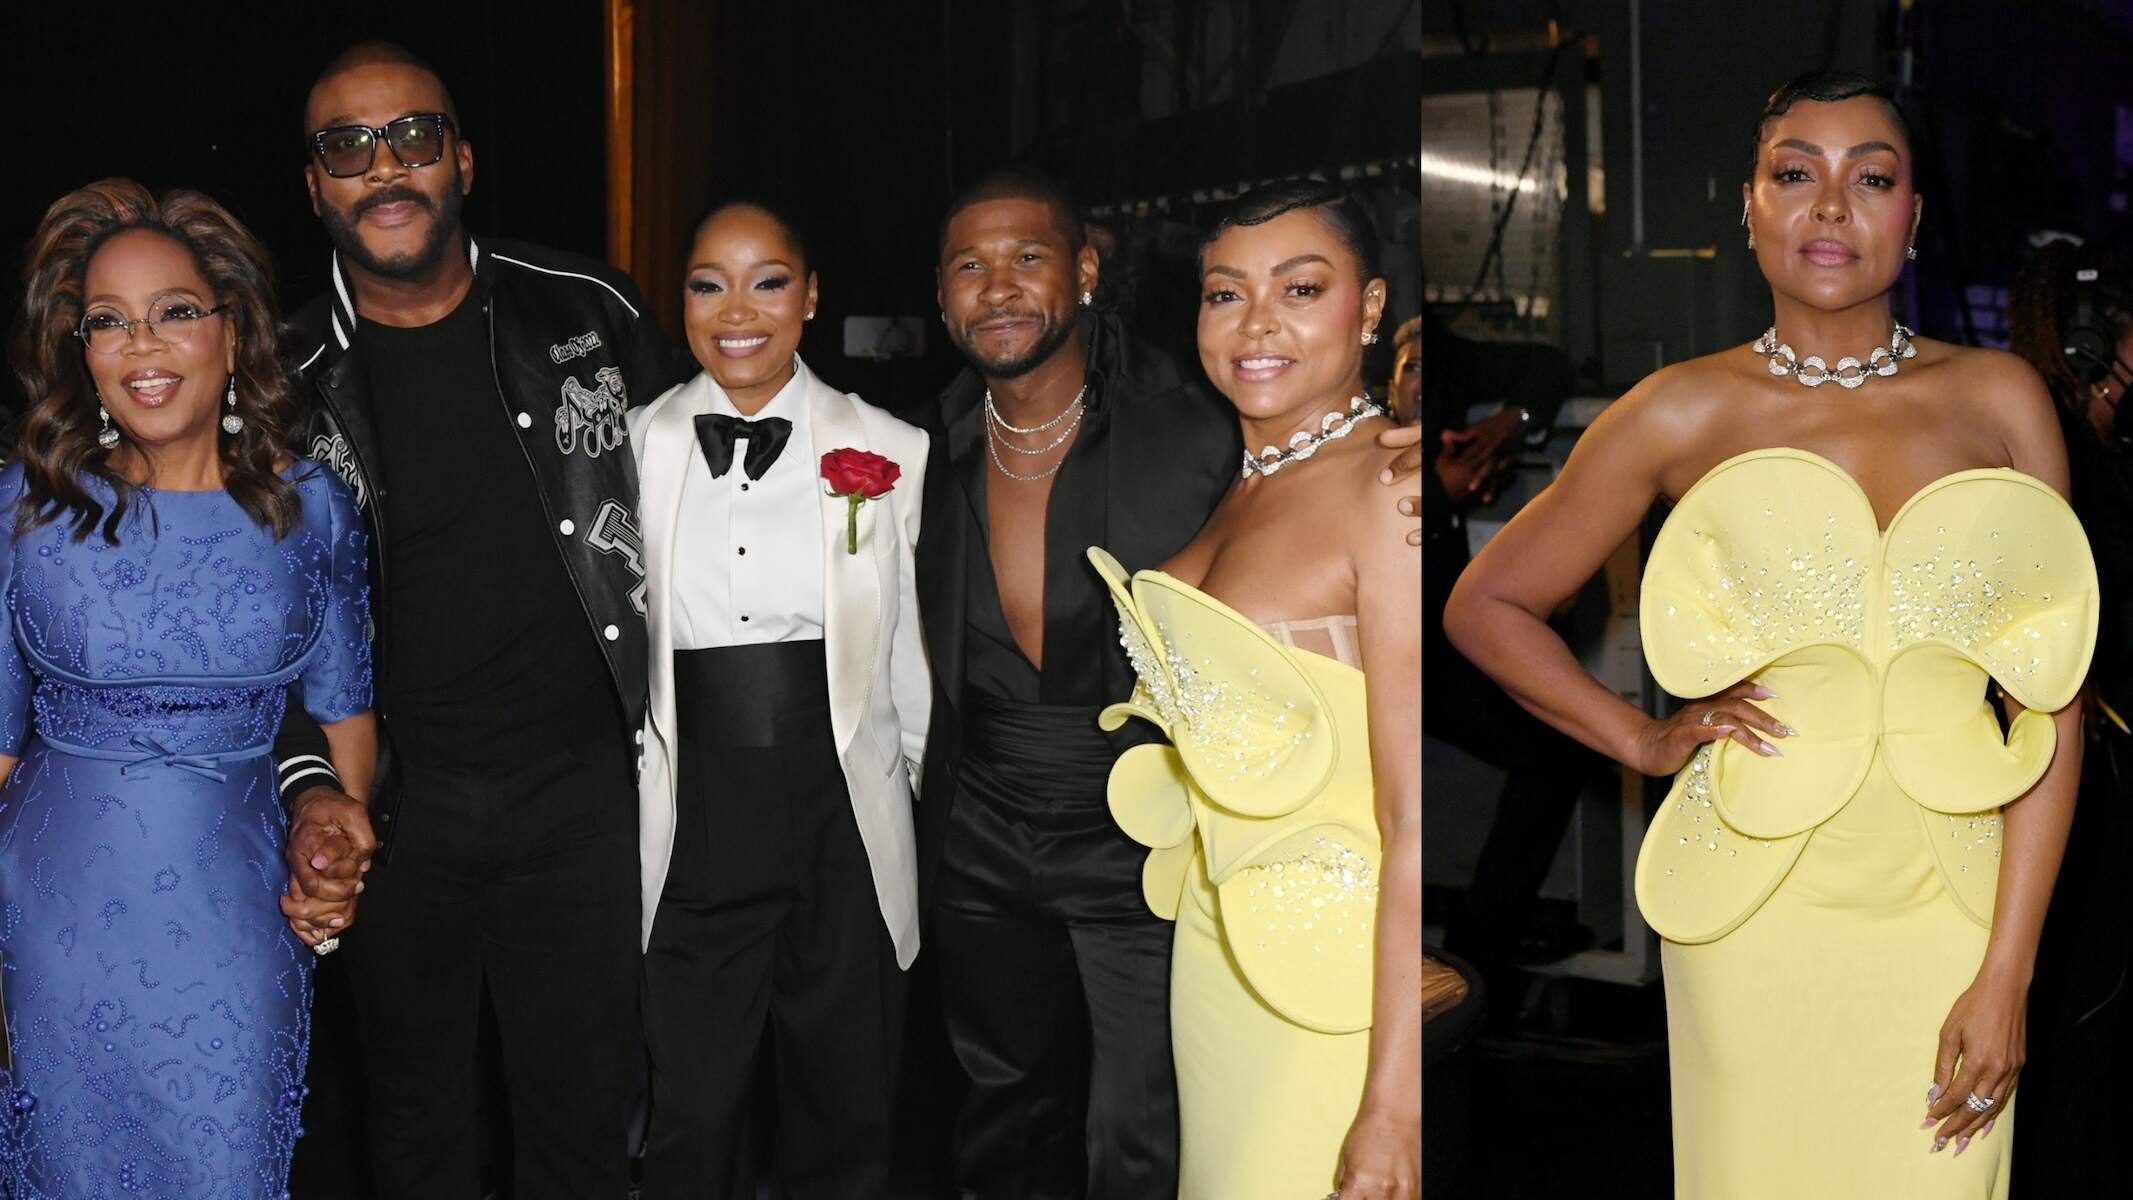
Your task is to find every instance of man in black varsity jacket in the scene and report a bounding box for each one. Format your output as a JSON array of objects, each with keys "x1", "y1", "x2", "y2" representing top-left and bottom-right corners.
[{"x1": 274, "y1": 42, "x2": 684, "y2": 1197}]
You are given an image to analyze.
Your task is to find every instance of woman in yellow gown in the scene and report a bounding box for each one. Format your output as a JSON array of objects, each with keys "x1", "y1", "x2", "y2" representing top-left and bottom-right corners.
[
  {"x1": 1445, "y1": 72, "x2": 2095, "y2": 1196},
  {"x1": 1092, "y1": 179, "x2": 1420, "y2": 1198}
]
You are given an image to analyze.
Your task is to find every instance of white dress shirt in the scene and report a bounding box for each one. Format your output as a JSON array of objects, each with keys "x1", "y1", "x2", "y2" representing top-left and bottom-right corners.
[{"x1": 670, "y1": 367, "x2": 825, "y2": 648}]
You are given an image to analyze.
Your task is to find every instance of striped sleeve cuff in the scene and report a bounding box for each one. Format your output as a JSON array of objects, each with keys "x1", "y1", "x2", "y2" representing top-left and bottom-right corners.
[{"x1": 279, "y1": 753, "x2": 342, "y2": 802}]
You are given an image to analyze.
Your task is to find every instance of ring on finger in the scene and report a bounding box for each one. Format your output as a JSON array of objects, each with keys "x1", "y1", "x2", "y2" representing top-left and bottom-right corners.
[
  {"x1": 1965, "y1": 1093, "x2": 1996, "y2": 1113},
  {"x1": 1700, "y1": 709, "x2": 1718, "y2": 727}
]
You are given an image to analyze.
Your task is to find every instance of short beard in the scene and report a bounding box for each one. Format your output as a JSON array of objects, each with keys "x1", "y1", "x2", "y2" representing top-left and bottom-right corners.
[
  {"x1": 951, "y1": 308, "x2": 1078, "y2": 380},
  {"x1": 320, "y1": 167, "x2": 466, "y2": 281}
]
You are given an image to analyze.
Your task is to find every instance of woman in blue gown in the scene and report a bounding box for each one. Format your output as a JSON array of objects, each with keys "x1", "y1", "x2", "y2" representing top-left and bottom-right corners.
[{"x1": 0, "y1": 180, "x2": 377, "y2": 1197}]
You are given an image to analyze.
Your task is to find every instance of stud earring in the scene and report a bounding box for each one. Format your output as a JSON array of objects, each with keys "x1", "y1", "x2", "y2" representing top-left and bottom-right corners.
[
  {"x1": 97, "y1": 396, "x2": 120, "y2": 449},
  {"x1": 1079, "y1": 290, "x2": 1093, "y2": 307},
  {"x1": 804, "y1": 310, "x2": 816, "y2": 321},
  {"x1": 1361, "y1": 330, "x2": 1379, "y2": 346},
  {"x1": 1906, "y1": 244, "x2": 1919, "y2": 261},
  {"x1": 221, "y1": 376, "x2": 245, "y2": 435}
]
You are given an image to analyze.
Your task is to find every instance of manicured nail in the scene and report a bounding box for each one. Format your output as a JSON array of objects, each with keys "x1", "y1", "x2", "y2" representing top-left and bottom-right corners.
[
  {"x1": 1398, "y1": 498, "x2": 1418, "y2": 515},
  {"x1": 1926, "y1": 1083, "x2": 1942, "y2": 1102},
  {"x1": 329, "y1": 917, "x2": 345, "y2": 927},
  {"x1": 1931, "y1": 1136, "x2": 1948, "y2": 1153},
  {"x1": 1775, "y1": 724, "x2": 1798, "y2": 737},
  {"x1": 1952, "y1": 1135, "x2": 1970, "y2": 1157},
  {"x1": 1758, "y1": 739, "x2": 1783, "y2": 756},
  {"x1": 1380, "y1": 467, "x2": 1395, "y2": 484},
  {"x1": 1752, "y1": 686, "x2": 1778, "y2": 699},
  {"x1": 1921, "y1": 1118, "x2": 1939, "y2": 1129},
  {"x1": 355, "y1": 882, "x2": 365, "y2": 894},
  {"x1": 1982, "y1": 1117, "x2": 1996, "y2": 1137}
]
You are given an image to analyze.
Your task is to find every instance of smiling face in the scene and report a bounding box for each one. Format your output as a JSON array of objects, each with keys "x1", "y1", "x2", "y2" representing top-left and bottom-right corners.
[
  {"x1": 1196, "y1": 208, "x2": 1388, "y2": 428},
  {"x1": 937, "y1": 196, "x2": 1098, "y2": 378},
  {"x1": 304, "y1": 61, "x2": 472, "y2": 280},
  {"x1": 1746, "y1": 95, "x2": 1921, "y2": 313},
  {"x1": 80, "y1": 228, "x2": 236, "y2": 450},
  {"x1": 683, "y1": 205, "x2": 818, "y2": 412}
]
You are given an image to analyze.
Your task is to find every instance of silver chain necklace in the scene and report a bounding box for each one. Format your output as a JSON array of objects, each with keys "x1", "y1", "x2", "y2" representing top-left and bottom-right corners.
[
  {"x1": 985, "y1": 383, "x2": 1089, "y2": 481},
  {"x1": 1242, "y1": 395, "x2": 1388, "y2": 478},
  {"x1": 985, "y1": 384, "x2": 1086, "y2": 434},
  {"x1": 1753, "y1": 324, "x2": 1916, "y2": 389}
]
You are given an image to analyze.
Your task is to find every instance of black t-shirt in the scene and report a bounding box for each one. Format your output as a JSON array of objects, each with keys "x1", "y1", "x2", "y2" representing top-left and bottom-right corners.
[{"x1": 359, "y1": 292, "x2": 616, "y2": 768}]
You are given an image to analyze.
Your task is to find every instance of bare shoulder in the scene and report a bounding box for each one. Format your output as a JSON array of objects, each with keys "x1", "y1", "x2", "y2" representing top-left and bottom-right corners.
[
  {"x1": 1924, "y1": 341, "x2": 2068, "y2": 483},
  {"x1": 1587, "y1": 352, "x2": 1736, "y2": 440}
]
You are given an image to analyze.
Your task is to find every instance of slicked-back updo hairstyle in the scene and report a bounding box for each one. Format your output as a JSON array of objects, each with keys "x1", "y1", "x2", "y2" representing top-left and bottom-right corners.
[{"x1": 1197, "y1": 177, "x2": 1384, "y2": 286}]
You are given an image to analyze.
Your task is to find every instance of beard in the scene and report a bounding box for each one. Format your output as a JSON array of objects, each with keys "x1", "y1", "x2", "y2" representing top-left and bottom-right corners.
[
  {"x1": 949, "y1": 305, "x2": 1079, "y2": 379},
  {"x1": 320, "y1": 168, "x2": 466, "y2": 281}
]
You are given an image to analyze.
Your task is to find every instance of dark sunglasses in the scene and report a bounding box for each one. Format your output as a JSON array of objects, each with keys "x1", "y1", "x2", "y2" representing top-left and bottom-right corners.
[{"x1": 310, "y1": 113, "x2": 454, "y2": 179}]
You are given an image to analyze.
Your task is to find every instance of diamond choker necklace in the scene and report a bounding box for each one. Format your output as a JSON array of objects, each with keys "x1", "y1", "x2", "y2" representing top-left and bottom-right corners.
[
  {"x1": 1242, "y1": 395, "x2": 1388, "y2": 478},
  {"x1": 1754, "y1": 324, "x2": 1916, "y2": 389}
]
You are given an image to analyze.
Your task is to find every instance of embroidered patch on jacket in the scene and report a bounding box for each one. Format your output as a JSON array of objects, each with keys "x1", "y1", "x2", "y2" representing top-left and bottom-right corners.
[
  {"x1": 556, "y1": 366, "x2": 627, "y2": 458},
  {"x1": 550, "y1": 331, "x2": 604, "y2": 364},
  {"x1": 308, "y1": 432, "x2": 369, "y2": 507},
  {"x1": 586, "y1": 498, "x2": 649, "y2": 614}
]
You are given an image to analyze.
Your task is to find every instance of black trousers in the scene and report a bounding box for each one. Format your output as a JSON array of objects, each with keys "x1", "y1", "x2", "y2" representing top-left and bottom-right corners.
[
  {"x1": 342, "y1": 736, "x2": 640, "y2": 1199},
  {"x1": 641, "y1": 644, "x2": 905, "y2": 1199},
  {"x1": 934, "y1": 700, "x2": 1179, "y2": 1200}
]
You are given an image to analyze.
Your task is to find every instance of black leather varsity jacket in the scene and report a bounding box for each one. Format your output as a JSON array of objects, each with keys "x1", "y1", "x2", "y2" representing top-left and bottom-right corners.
[{"x1": 270, "y1": 234, "x2": 688, "y2": 847}]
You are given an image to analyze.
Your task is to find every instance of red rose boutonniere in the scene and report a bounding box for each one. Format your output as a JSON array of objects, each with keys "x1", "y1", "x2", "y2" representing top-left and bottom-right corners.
[{"x1": 821, "y1": 449, "x2": 901, "y2": 554}]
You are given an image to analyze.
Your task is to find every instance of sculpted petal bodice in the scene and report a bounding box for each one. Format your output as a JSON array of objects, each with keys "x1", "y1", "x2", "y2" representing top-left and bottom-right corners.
[
  {"x1": 1635, "y1": 448, "x2": 2098, "y2": 943},
  {"x1": 1087, "y1": 548, "x2": 1379, "y2": 1035}
]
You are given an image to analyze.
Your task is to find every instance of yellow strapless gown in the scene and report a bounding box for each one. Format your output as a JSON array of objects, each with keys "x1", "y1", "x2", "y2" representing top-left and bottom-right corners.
[
  {"x1": 1088, "y1": 548, "x2": 1380, "y2": 1200},
  {"x1": 1638, "y1": 448, "x2": 2097, "y2": 1197}
]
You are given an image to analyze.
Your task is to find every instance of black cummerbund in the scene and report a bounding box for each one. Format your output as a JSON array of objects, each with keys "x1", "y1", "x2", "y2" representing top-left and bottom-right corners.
[
  {"x1": 956, "y1": 692, "x2": 1119, "y2": 802},
  {"x1": 673, "y1": 641, "x2": 831, "y2": 749}
]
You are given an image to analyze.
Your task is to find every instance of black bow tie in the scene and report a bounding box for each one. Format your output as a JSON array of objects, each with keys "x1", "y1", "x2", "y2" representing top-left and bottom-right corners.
[{"x1": 695, "y1": 413, "x2": 794, "y2": 481}]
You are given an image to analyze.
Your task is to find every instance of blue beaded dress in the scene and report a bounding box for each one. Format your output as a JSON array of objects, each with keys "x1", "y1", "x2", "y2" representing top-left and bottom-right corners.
[{"x1": 0, "y1": 459, "x2": 371, "y2": 1199}]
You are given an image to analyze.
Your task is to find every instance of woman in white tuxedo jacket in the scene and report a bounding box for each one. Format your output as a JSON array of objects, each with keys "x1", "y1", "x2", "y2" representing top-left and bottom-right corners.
[{"x1": 625, "y1": 199, "x2": 931, "y2": 1200}]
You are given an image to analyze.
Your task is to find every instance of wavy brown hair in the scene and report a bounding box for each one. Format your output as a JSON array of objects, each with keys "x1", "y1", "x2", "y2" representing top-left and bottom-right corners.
[{"x1": 10, "y1": 178, "x2": 305, "y2": 543}]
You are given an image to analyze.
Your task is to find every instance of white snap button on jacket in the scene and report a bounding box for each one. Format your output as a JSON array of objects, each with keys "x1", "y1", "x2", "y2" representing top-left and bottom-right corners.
[
  {"x1": 517, "y1": 412, "x2": 532, "y2": 428},
  {"x1": 558, "y1": 519, "x2": 575, "y2": 536},
  {"x1": 603, "y1": 624, "x2": 620, "y2": 640}
]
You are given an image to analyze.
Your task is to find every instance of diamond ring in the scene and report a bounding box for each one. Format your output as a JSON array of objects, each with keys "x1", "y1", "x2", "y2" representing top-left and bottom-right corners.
[
  {"x1": 1700, "y1": 710, "x2": 1718, "y2": 727},
  {"x1": 1965, "y1": 1092, "x2": 1996, "y2": 1113},
  {"x1": 312, "y1": 936, "x2": 341, "y2": 957}
]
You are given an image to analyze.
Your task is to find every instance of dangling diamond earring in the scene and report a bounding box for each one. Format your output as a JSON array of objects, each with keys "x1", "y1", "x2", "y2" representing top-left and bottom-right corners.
[
  {"x1": 1747, "y1": 229, "x2": 1756, "y2": 250},
  {"x1": 1079, "y1": 290, "x2": 1093, "y2": 307},
  {"x1": 221, "y1": 376, "x2": 245, "y2": 435},
  {"x1": 96, "y1": 396, "x2": 120, "y2": 449}
]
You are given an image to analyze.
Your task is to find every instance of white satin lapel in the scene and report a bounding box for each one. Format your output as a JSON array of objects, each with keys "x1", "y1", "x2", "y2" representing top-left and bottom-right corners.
[
  {"x1": 811, "y1": 374, "x2": 879, "y2": 756},
  {"x1": 637, "y1": 373, "x2": 713, "y2": 942},
  {"x1": 642, "y1": 374, "x2": 713, "y2": 749}
]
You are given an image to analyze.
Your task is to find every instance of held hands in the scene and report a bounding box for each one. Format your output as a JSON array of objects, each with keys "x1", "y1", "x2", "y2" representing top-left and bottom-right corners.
[
  {"x1": 284, "y1": 784, "x2": 377, "y2": 946},
  {"x1": 281, "y1": 871, "x2": 354, "y2": 948},
  {"x1": 1628, "y1": 682, "x2": 1795, "y2": 779},
  {"x1": 1922, "y1": 966, "x2": 2027, "y2": 1155},
  {"x1": 1334, "y1": 1100, "x2": 1420, "y2": 1200},
  {"x1": 286, "y1": 783, "x2": 377, "y2": 901}
]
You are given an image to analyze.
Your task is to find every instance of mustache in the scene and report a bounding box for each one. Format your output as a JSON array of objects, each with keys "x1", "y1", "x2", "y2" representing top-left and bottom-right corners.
[
  {"x1": 351, "y1": 187, "x2": 434, "y2": 219},
  {"x1": 968, "y1": 307, "x2": 1047, "y2": 327}
]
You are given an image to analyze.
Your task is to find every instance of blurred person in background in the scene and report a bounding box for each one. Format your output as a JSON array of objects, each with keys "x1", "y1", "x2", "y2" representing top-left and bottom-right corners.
[
  {"x1": 2002, "y1": 238, "x2": 2133, "y2": 1195},
  {"x1": 1419, "y1": 301, "x2": 1604, "y2": 974}
]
